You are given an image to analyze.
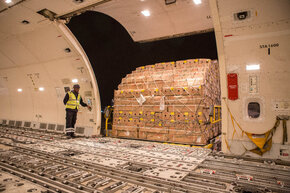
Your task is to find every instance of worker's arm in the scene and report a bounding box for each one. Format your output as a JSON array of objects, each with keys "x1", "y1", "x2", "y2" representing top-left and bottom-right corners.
[
  {"x1": 80, "y1": 97, "x2": 92, "y2": 110},
  {"x1": 80, "y1": 97, "x2": 87, "y2": 107},
  {"x1": 63, "y1": 93, "x2": 69, "y2": 105}
]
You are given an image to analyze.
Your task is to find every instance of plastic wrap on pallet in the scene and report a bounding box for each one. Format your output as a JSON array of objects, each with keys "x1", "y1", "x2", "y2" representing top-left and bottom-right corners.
[{"x1": 112, "y1": 59, "x2": 221, "y2": 145}]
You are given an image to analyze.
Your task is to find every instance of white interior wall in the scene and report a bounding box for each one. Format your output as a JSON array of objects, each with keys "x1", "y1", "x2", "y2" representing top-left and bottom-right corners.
[
  {"x1": 210, "y1": 0, "x2": 290, "y2": 159},
  {"x1": 0, "y1": 2, "x2": 101, "y2": 135}
]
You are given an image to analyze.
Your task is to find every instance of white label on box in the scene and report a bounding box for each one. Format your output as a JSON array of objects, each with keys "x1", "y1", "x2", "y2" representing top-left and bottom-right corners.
[
  {"x1": 196, "y1": 136, "x2": 201, "y2": 143},
  {"x1": 160, "y1": 96, "x2": 165, "y2": 111},
  {"x1": 136, "y1": 94, "x2": 146, "y2": 105}
]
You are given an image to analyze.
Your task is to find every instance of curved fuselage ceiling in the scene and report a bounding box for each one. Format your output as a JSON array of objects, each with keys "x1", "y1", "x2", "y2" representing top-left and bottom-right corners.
[{"x1": 92, "y1": 0, "x2": 214, "y2": 42}]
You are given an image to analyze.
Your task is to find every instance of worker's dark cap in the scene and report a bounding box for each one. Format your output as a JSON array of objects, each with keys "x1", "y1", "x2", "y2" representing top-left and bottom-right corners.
[{"x1": 73, "y1": 84, "x2": 80, "y2": 88}]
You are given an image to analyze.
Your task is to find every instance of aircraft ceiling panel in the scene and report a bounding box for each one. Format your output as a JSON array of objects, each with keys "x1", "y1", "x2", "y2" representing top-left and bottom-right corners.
[
  {"x1": 23, "y1": 0, "x2": 105, "y2": 16},
  {"x1": 0, "y1": 31, "x2": 9, "y2": 43},
  {"x1": 0, "y1": 0, "x2": 23, "y2": 12},
  {"x1": 94, "y1": 0, "x2": 213, "y2": 42},
  {"x1": 0, "y1": 4, "x2": 44, "y2": 36},
  {"x1": 17, "y1": 24, "x2": 78, "y2": 63},
  {"x1": 0, "y1": 50, "x2": 15, "y2": 69},
  {"x1": 0, "y1": 38, "x2": 38, "y2": 67},
  {"x1": 0, "y1": 0, "x2": 213, "y2": 42},
  {"x1": 42, "y1": 57, "x2": 84, "y2": 84}
]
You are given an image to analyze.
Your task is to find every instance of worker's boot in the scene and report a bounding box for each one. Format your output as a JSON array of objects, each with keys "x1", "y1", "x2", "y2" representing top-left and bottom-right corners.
[
  {"x1": 66, "y1": 132, "x2": 72, "y2": 139},
  {"x1": 70, "y1": 132, "x2": 75, "y2": 138}
]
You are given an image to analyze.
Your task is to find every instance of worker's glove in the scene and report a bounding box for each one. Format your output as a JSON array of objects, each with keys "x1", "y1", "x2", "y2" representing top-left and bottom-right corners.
[{"x1": 87, "y1": 106, "x2": 92, "y2": 111}]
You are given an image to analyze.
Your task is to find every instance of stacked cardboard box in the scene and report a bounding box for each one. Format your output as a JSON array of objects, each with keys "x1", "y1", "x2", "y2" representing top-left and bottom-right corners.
[{"x1": 112, "y1": 59, "x2": 221, "y2": 145}]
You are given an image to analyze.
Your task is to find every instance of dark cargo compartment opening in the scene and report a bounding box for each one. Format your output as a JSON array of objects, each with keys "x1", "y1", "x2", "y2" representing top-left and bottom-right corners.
[{"x1": 67, "y1": 11, "x2": 219, "y2": 146}]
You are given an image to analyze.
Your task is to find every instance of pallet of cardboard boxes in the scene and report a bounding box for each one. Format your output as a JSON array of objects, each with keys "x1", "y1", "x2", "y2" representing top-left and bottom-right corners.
[{"x1": 112, "y1": 59, "x2": 221, "y2": 145}]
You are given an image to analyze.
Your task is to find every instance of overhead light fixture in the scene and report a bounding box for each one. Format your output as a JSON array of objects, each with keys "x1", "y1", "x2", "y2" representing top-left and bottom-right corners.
[
  {"x1": 246, "y1": 64, "x2": 260, "y2": 71},
  {"x1": 193, "y1": 0, "x2": 202, "y2": 5},
  {"x1": 64, "y1": 48, "x2": 71, "y2": 53},
  {"x1": 72, "y1": 79, "x2": 78, "y2": 83},
  {"x1": 5, "y1": 0, "x2": 12, "y2": 3},
  {"x1": 17, "y1": 88, "x2": 22, "y2": 92},
  {"x1": 39, "y1": 87, "x2": 45, "y2": 91},
  {"x1": 21, "y1": 20, "x2": 30, "y2": 24},
  {"x1": 165, "y1": 0, "x2": 176, "y2": 5},
  {"x1": 73, "y1": 0, "x2": 84, "y2": 3},
  {"x1": 141, "y1": 10, "x2": 150, "y2": 17}
]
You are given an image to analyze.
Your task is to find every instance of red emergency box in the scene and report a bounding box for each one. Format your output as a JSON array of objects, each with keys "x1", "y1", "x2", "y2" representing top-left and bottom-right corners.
[{"x1": 227, "y1": 73, "x2": 238, "y2": 100}]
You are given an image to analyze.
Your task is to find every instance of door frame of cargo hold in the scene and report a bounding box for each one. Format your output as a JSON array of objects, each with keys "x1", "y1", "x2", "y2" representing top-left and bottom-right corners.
[
  {"x1": 56, "y1": 21, "x2": 102, "y2": 136},
  {"x1": 209, "y1": 0, "x2": 229, "y2": 153}
]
